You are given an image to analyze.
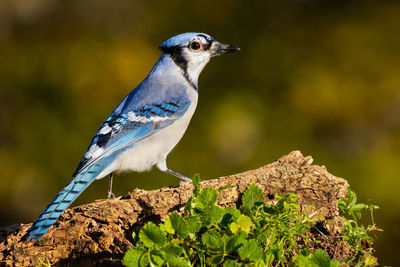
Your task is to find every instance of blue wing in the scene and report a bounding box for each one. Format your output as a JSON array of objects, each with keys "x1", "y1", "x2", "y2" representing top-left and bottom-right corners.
[
  {"x1": 73, "y1": 98, "x2": 191, "y2": 176},
  {"x1": 25, "y1": 97, "x2": 191, "y2": 240}
]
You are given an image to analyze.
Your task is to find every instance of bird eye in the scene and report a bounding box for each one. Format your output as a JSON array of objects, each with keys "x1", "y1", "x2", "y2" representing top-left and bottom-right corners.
[{"x1": 190, "y1": 42, "x2": 201, "y2": 50}]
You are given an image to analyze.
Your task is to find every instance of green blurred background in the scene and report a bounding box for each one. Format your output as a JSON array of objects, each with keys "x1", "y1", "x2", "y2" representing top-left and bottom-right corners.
[{"x1": 0, "y1": 0, "x2": 399, "y2": 265}]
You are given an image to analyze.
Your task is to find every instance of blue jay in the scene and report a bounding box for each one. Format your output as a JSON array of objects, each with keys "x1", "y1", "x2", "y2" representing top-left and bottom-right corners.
[{"x1": 25, "y1": 32, "x2": 239, "y2": 240}]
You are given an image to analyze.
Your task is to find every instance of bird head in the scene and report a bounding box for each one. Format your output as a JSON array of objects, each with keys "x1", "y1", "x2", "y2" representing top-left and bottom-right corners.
[{"x1": 159, "y1": 32, "x2": 240, "y2": 88}]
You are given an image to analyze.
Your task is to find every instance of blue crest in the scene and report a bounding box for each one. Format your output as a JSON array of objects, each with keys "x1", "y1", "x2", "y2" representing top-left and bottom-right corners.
[{"x1": 159, "y1": 32, "x2": 213, "y2": 49}]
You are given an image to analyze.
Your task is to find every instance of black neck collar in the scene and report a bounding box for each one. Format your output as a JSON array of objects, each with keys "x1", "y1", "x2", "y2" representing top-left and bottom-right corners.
[{"x1": 161, "y1": 46, "x2": 197, "y2": 90}]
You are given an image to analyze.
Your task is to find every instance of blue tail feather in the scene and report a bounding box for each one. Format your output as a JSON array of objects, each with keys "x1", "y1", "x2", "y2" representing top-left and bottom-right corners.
[{"x1": 24, "y1": 161, "x2": 106, "y2": 240}]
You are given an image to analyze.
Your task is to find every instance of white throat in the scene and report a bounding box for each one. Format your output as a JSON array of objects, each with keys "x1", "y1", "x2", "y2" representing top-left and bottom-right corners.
[{"x1": 186, "y1": 54, "x2": 211, "y2": 87}]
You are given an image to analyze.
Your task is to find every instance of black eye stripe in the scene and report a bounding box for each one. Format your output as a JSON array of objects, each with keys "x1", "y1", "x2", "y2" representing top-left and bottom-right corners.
[{"x1": 203, "y1": 39, "x2": 213, "y2": 50}]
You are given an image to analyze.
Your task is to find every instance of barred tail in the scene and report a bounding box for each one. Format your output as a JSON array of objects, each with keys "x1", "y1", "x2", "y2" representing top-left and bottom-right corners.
[{"x1": 24, "y1": 162, "x2": 106, "y2": 240}]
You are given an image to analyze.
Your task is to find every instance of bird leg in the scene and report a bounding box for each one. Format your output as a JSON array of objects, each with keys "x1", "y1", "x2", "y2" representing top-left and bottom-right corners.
[
  {"x1": 166, "y1": 168, "x2": 192, "y2": 185},
  {"x1": 107, "y1": 173, "x2": 115, "y2": 199}
]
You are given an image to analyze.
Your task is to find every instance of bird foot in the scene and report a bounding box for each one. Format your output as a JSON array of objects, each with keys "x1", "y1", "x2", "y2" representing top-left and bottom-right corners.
[{"x1": 179, "y1": 180, "x2": 192, "y2": 186}]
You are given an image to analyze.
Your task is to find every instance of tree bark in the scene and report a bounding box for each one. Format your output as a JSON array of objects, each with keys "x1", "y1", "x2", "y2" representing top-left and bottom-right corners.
[{"x1": 0, "y1": 151, "x2": 350, "y2": 266}]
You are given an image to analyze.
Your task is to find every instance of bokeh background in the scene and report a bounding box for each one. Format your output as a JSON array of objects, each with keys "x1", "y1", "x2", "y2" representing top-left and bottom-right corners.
[{"x1": 0, "y1": 0, "x2": 399, "y2": 265}]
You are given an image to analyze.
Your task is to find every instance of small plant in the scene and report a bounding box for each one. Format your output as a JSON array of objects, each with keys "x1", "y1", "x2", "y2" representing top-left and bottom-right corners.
[
  {"x1": 122, "y1": 176, "x2": 378, "y2": 266},
  {"x1": 36, "y1": 256, "x2": 52, "y2": 267},
  {"x1": 337, "y1": 188, "x2": 381, "y2": 266}
]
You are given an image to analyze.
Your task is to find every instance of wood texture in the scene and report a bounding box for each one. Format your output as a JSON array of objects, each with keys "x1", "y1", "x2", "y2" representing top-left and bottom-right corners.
[{"x1": 0, "y1": 151, "x2": 350, "y2": 266}]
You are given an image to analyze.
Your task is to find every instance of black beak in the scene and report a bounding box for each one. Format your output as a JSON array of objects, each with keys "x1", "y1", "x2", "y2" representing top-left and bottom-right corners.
[{"x1": 213, "y1": 43, "x2": 240, "y2": 56}]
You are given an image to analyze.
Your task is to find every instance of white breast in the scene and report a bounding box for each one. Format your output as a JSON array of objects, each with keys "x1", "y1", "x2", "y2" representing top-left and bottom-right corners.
[{"x1": 96, "y1": 90, "x2": 198, "y2": 179}]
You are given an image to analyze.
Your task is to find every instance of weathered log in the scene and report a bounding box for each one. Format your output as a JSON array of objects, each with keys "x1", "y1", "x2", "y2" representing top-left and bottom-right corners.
[{"x1": 0, "y1": 151, "x2": 349, "y2": 266}]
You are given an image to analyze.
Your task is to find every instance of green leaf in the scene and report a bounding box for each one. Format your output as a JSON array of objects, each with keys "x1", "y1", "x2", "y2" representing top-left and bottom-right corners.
[
  {"x1": 210, "y1": 205, "x2": 225, "y2": 224},
  {"x1": 350, "y1": 203, "x2": 369, "y2": 212},
  {"x1": 139, "y1": 222, "x2": 167, "y2": 248},
  {"x1": 272, "y1": 247, "x2": 284, "y2": 260},
  {"x1": 186, "y1": 215, "x2": 201, "y2": 233},
  {"x1": 122, "y1": 248, "x2": 146, "y2": 267},
  {"x1": 163, "y1": 244, "x2": 184, "y2": 259},
  {"x1": 198, "y1": 188, "x2": 218, "y2": 208},
  {"x1": 242, "y1": 184, "x2": 264, "y2": 210},
  {"x1": 150, "y1": 251, "x2": 165, "y2": 266},
  {"x1": 165, "y1": 216, "x2": 175, "y2": 235},
  {"x1": 131, "y1": 231, "x2": 139, "y2": 245},
  {"x1": 363, "y1": 254, "x2": 378, "y2": 267},
  {"x1": 195, "y1": 188, "x2": 220, "y2": 226},
  {"x1": 223, "y1": 259, "x2": 241, "y2": 267},
  {"x1": 192, "y1": 174, "x2": 201, "y2": 197},
  {"x1": 202, "y1": 229, "x2": 222, "y2": 250},
  {"x1": 238, "y1": 239, "x2": 263, "y2": 262},
  {"x1": 184, "y1": 196, "x2": 193, "y2": 216},
  {"x1": 195, "y1": 201, "x2": 205, "y2": 211},
  {"x1": 169, "y1": 212, "x2": 189, "y2": 238},
  {"x1": 291, "y1": 254, "x2": 318, "y2": 267},
  {"x1": 230, "y1": 214, "x2": 253, "y2": 234},
  {"x1": 224, "y1": 232, "x2": 247, "y2": 253},
  {"x1": 348, "y1": 189, "x2": 357, "y2": 207},
  {"x1": 167, "y1": 257, "x2": 192, "y2": 267},
  {"x1": 206, "y1": 254, "x2": 224, "y2": 265},
  {"x1": 139, "y1": 254, "x2": 149, "y2": 267},
  {"x1": 264, "y1": 253, "x2": 274, "y2": 266},
  {"x1": 309, "y1": 249, "x2": 339, "y2": 267},
  {"x1": 221, "y1": 207, "x2": 241, "y2": 227},
  {"x1": 295, "y1": 223, "x2": 310, "y2": 234}
]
